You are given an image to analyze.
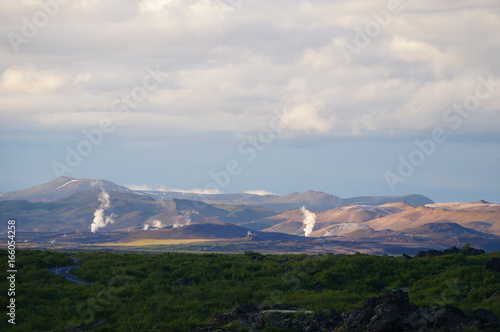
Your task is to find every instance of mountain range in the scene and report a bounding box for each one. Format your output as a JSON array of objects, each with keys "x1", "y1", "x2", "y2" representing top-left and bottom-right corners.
[
  {"x1": 1, "y1": 176, "x2": 499, "y2": 254},
  {"x1": 0, "y1": 176, "x2": 433, "y2": 209}
]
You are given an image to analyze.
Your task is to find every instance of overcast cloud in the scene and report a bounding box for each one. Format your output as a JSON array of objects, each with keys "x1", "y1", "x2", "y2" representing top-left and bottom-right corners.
[{"x1": 1, "y1": 0, "x2": 499, "y2": 202}]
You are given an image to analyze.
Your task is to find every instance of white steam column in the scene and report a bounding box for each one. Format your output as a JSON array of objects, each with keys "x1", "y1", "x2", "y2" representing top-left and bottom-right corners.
[
  {"x1": 300, "y1": 206, "x2": 316, "y2": 237},
  {"x1": 90, "y1": 186, "x2": 116, "y2": 233}
]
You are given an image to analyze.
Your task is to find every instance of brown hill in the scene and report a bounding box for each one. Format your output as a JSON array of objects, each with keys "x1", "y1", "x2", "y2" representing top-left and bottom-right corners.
[
  {"x1": 398, "y1": 222, "x2": 498, "y2": 239},
  {"x1": 307, "y1": 204, "x2": 408, "y2": 236},
  {"x1": 317, "y1": 204, "x2": 409, "y2": 224},
  {"x1": 366, "y1": 202, "x2": 500, "y2": 235},
  {"x1": 260, "y1": 203, "x2": 411, "y2": 236},
  {"x1": 311, "y1": 222, "x2": 374, "y2": 237},
  {"x1": 379, "y1": 202, "x2": 416, "y2": 211},
  {"x1": 255, "y1": 210, "x2": 306, "y2": 235}
]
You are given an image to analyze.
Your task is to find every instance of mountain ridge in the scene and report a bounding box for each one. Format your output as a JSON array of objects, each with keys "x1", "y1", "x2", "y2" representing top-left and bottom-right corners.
[
  {"x1": 0, "y1": 176, "x2": 133, "y2": 202},
  {"x1": 0, "y1": 176, "x2": 435, "y2": 211},
  {"x1": 2, "y1": 177, "x2": 499, "y2": 254}
]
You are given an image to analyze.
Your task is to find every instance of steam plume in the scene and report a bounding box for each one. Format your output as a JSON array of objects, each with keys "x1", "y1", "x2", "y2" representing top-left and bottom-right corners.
[
  {"x1": 90, "y1": 189, "x2": 116, "y2": 233},
  {"x1": 300, "y1": 206, "x2": 316, "y2": 237},
  {"x1": 152, "y1": 220, "x2": 163, "y2": 228},
  {"x1": 143, "y1": 220, "x2": 165, "y2": 230},
  {"x1": 173, "y1": 211, "x2": 192, "y2": 228}
]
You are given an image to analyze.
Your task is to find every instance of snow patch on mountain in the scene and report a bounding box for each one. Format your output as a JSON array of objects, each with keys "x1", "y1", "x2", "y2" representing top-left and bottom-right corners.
[{"x1": 56, "y1": 179, "x2": 78, "y2": 190}]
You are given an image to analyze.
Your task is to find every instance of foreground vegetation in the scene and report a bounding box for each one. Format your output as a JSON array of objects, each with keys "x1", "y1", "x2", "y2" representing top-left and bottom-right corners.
[{"x1": 1, "y1": 249, "x2": 499, "y2": 331}]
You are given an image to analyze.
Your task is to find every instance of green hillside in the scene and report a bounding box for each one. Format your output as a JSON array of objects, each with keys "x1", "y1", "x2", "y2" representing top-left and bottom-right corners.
[{"x1": 1, "y1": 249, "x2": 499, "y2": 331}]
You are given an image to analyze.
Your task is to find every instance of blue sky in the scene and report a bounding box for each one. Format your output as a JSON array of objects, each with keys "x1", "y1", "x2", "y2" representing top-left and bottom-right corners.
[{"x1": 1, "y1": 0, "x2": 499, "y2": 203}]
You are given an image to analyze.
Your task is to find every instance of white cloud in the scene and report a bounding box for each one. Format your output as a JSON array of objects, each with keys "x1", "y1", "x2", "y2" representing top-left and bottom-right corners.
[
  {"x1": 1, "y1": 0, "x2": 499, "y2": 138},
  {"x1": 0, "y1": 64, "x2": 70, "y2": 94},
  {"x1": 282, "y1": 102, "x2": 335, "y2": 134},
  {"x1": 124, "y1": 184, "x2": 222, "y2": 194},
  {"x1": 141, "y1": 0, "x2": 174, "y2": 12},
  {"x1": 124, "y1": 184, "x2": 155, "y2": 191},
  {"x1": 244, "y1": 190, "x2": 277, "y2": 196}
]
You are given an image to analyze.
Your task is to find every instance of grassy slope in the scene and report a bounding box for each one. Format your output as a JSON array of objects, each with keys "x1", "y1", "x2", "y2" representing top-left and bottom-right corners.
[{"x1": 1, "y1": 249, "x2": 499, "y2": 331}]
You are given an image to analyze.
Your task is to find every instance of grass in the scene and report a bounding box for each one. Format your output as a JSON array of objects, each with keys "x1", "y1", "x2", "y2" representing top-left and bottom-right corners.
[{"x1": 2, "y1": 249, "x2": 500, "y2": 331}]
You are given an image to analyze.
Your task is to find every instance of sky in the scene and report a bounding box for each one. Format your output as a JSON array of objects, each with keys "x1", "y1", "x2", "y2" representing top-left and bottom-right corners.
[{"x1": 1, "y1": 0, "x2": 499, "y2": 203}]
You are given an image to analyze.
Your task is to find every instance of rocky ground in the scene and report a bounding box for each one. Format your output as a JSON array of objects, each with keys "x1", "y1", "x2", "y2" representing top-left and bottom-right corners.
[{"x1": 199, "y1": 290, "x2": 499, "y2": 332}]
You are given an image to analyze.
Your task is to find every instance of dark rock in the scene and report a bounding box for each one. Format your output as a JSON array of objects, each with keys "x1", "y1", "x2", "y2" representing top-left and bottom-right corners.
[
  {"x1": 474, "y1": 308, "x2": 498, "y2": 323},
  {"x1": 211, "y1": 304, "x2": 264, "y2": 329},
  {"x1": 209, "y1": 291, "x2": 499, "y2": 331},
  {"x1": 443, "y1": 246, "x2": 461, "y2": 255},
  {"x1": 343, "y1": 290, "x2": 415, "y2": 332},
  {"x1": 175, "y1": 277, "x2": 190, "y2": 286},
  {"x1": 273, "y1": 259, "x2": 288, "y2": 264},
  {"x1": 95, "y1": 318, "x2": 115, "y2": 326},
  {"x1": 212, "y1": 304, "x2": 341, "y2": 331},
  {"x1": 431, "y1": 304, "x2": 467, "y2": 329},
  {"x1": 416, "y1": 246, "x2": 485, "y2": 259},
  {"x1": 262, "y1": 304, "x2": 298, "y2": 311},
  {"x1": 210, "y1": 313, "x2": 232, "y2": 326},
  {"x1": 464, "y1": 248, "x2": 486, "y2": 256},
  {"x1": 232, "y1": 303, "x2": 260, "y2": 315},
  {"x1": 367, "y1": 304, "x2": 405, "y2": 332},
  {"x1": 363, "y1": 289, "x2": 413, "y2": 310},
  {"x1": 193, "y1": 326, "x2": 230, "y2": 332},
  {"x1": 343, "y1": 308, "x2": 374, "y2": 330},
  {"x1": 486, "y1": 258, "x2": 500, "y2": 272},
  {"x1": 148, "y1": 325, "x2": 168, "y2": 330},
  {"x1": 416, "y1": 249, "x2": 444, "y2": 258},
  {"x1": 313, "y1": 281, "x2": 324, "y2": 293},
  {"x1": 471, "y1": 308, "x2": 500, "y2": 329},
  {"x1": 337, "y1": 290, "x2": 498, "y2": 332}
]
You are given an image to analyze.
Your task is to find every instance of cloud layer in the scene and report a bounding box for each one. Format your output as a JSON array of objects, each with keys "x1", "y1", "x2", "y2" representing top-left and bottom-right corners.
[{"x1": 1, "y1": 0, "x2": 499, "y2": 138}]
